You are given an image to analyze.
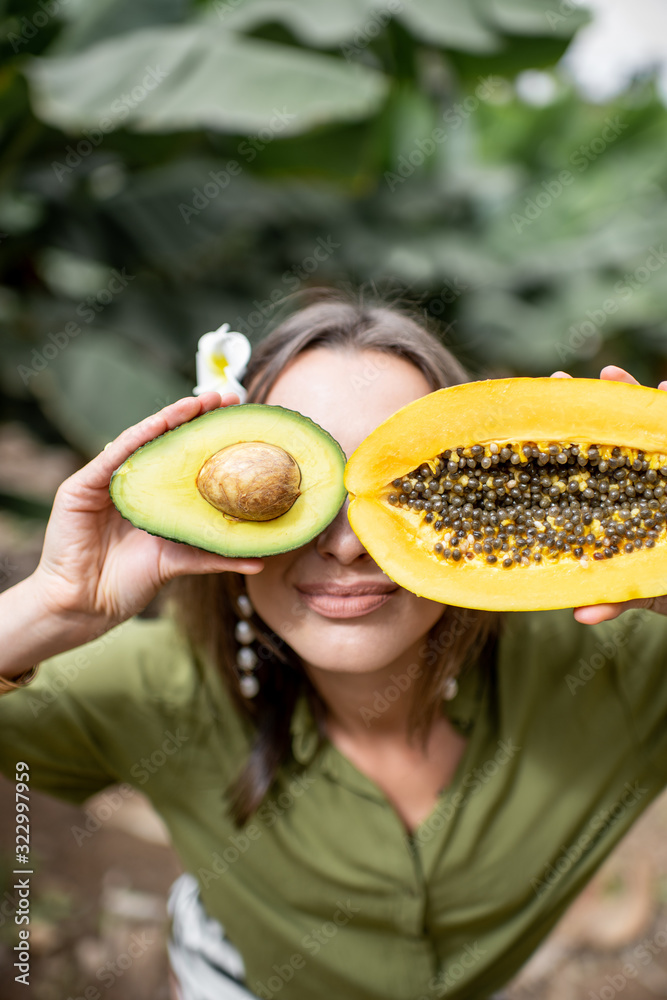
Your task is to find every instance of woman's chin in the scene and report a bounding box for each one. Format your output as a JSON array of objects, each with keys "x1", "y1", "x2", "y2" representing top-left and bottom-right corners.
[{"x1": 289, "y1": 635, "x2": 415, "y2": 675}]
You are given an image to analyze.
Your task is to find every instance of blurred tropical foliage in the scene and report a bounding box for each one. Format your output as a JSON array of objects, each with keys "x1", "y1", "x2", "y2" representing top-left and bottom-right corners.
[{"x1": 1, "y1": 0, "x2": 667, "y2": 503}]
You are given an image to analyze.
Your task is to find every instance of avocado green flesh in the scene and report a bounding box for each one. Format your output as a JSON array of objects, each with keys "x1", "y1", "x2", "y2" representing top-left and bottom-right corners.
[{"x1": 109, "y1": 405, "x2": 347, "y2": 557}]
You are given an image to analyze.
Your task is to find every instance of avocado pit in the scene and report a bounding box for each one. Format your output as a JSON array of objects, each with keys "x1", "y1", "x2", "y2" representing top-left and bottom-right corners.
[{"x1": 197, "y1": 441, "x2": 302, "y2": 521}]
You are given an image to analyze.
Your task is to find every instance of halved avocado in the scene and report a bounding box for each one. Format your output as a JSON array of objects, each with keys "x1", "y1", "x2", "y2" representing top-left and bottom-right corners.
[{"x1": 109, "y1": 404, "x2": 347, "y2": 557}]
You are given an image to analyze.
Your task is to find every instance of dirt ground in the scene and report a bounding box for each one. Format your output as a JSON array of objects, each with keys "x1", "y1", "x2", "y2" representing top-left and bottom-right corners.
[
  {"x1": 3, "y1": 420, "x2": 667, "y2": 999},
  {"x1": 0, "y1": 779, "x2": 180, "y2": 1000}
]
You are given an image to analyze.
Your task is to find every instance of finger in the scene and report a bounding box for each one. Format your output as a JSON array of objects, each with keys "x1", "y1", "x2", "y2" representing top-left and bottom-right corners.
[
  {"x1": 160, "y1": 541, "x2": 265, "y2": 579},
  {"x1": 80, "y1": 393, "x2": 235, "y2": 491},
  {"x1": 599, "y1": 365, "x2": 640, "y2": 386},
  {"x1": 573, "y1": 603, "x2": 625, "y2": 625},
  {"x1": 574, "y1": 596, "x2": 657, "y2": 625},
  {"x1": 658, "y1": 380, "x2": 667, "y2": 392},
  {"x1": 550, "y1": 371, "x2": 573, "y2": 379}
]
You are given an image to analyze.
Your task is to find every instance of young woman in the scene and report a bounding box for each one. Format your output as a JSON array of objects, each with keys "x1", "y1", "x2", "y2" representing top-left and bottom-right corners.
[{"x1": 2, "y1": 294, "x2": 667, "y2": 1000}]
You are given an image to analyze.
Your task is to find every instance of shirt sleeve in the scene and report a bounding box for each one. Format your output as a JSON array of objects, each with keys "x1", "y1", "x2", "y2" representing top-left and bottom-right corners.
[
  {"x1": 0, "y1": 615, "x2": 200, "y2": 806},
  {"x1": 540, "y1": 606, "x2": 667, "y2": 766},
  {"x1": 601, "y1": 607, "x2": 667, "y2": 757}
]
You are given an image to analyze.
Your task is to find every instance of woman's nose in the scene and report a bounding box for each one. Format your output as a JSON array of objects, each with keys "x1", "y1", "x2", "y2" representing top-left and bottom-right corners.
[{"x1": 315, "y1": 498, "x2": 372, "y2": 566}]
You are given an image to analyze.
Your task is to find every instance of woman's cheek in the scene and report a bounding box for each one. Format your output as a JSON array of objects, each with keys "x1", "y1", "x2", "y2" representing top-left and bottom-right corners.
[{"x1": 244, "y1": 559, "x2": 301, "y2": 636}]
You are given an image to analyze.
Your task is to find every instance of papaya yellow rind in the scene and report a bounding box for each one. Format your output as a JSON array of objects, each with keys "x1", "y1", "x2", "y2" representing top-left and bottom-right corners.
[{"x1": 345, "y1": 378, "x2": 667, "y2": 611}]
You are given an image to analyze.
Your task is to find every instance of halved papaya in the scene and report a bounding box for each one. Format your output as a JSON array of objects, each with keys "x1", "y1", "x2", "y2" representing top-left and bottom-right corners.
[{"x1": 345, "y1": 377, "x2": 667, "y2": 611}]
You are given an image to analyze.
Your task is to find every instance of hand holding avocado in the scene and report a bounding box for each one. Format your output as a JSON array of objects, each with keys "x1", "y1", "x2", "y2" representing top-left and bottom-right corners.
[{"x1": 32, "y1": 392, "x2": 265, "y2": 640}]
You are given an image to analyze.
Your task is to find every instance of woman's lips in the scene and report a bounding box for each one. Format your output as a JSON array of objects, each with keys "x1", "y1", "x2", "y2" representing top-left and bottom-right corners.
[{"x1": 296, "y1": 588, "x2": 397, "y2": 619}]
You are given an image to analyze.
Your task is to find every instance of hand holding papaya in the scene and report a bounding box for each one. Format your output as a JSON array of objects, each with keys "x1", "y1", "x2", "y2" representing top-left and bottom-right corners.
[{"x1": 550, "y1": 365, "x2": 667, "y2": 624}]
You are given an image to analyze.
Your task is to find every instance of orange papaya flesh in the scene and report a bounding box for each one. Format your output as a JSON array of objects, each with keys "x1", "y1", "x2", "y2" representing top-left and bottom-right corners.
[{"x1": 344, "y1": 377, "x2": 667, "y2": 611}]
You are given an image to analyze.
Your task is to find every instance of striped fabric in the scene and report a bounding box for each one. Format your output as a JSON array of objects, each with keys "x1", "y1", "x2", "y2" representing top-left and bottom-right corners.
[{"x1": 167, "y1": 873, "x2": 260, "y2": 1000}]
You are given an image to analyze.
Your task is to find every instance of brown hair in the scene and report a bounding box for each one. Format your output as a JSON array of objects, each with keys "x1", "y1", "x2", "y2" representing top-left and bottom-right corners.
[{"x1": 170, "y1": 290, "x2": 500, "y2": 826}]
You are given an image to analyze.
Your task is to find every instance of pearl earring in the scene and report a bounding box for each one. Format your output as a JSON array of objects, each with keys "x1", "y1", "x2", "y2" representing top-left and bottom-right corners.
[
  {"x1": 441, "y1": 676, "x2": 459, "y2": 701},
  {"x1": 235, "y1": 593, "x2": 259, "y2": 698}
]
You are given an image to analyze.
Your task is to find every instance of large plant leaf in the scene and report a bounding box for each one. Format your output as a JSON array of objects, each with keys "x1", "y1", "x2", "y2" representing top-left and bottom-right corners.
[
  {"x1": 398, "y1": 0, "x2": 499, "y2": 52},
  {"x1": 51, "y1": 0, "x2": 189, "y2": 55},
  {"x1": 479, "y1": 0, "x2": 590, "y2": 37},
  {"x1": 198, "y1": 0, "x2": 381, "y2": 46},
  {"x1": 29, "y1": 331, "x2": 191, "y2": 455},
  {"x1": 24, "y1": 24, "x2": 387, "y2": 135}
]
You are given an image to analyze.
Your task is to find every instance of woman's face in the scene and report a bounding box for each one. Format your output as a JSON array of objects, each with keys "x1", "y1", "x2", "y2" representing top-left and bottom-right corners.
[{"x1": 245, "y1": 347, "x2": 445, "y2": 674}]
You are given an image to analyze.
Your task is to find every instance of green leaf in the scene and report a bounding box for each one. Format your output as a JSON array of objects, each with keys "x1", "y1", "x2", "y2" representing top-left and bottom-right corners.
[
  {"x1": 478, "y1": 0, "x2": 590, "y2": 38},
  {"x1": 445, "y1": 33, "x2": 577, "y2": 81},
  {"x1": 29, "y1": 331, "x2": 191, "y2": 455},
  {"x1": 51, "y1": 0, "x2": 190, "y2": 55},
  {"x1": 24, "y1": 24, "x2": 388, "y2": 135},
  {"x1": 200, "y1": 0, "x2": 381, "y2": 46},
  {"x1": 398, "y1": 0, "x2": 499, "y2": 53}
]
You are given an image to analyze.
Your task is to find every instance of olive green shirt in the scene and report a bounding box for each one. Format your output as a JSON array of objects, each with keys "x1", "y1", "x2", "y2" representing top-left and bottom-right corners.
[{"x1": 1, "y1": 608, "x2": 667, "y2": 1000}]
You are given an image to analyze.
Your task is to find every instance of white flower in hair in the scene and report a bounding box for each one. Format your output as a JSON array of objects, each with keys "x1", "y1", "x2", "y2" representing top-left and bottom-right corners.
[{"x1": 193, "y1": 323, "x2": 252, "y2": 402}]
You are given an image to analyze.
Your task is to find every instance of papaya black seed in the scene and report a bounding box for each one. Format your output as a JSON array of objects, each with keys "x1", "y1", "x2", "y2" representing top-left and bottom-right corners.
[{"x1": 396, "y1": 441, "x2": 667, "y2": 568}]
